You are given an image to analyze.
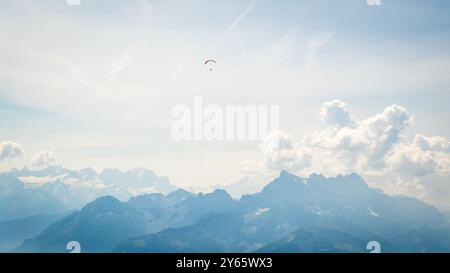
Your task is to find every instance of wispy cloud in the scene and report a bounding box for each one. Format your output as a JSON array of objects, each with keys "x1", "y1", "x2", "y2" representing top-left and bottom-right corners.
[
  {"x1": 227, "y1": 0, "x2": 257, "y2": 32},
  {"x1": 110, "y1": 44, "x2": 138, "y2": 80}
]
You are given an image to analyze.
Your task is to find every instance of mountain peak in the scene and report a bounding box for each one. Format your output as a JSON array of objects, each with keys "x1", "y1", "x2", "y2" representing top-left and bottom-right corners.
[
  {"x1": 260, "y1": 171, "x2": 308, "y2": 198},
  {"x1": 275, "y1": 171, "x2": 306, "y2": 186},
  {"x1": 347, "y1": 172, "x2": 364, "y2": 181},
  {"x1": 211, "y1": 189, "x2": 230, "y2": 196},
  {"x1": 100, "y1": 168, "x2": 123, "y2": 176},
  {"x1": 334, "y1": 173, "x2": 369, "y2": 189},
  {"x1": 83, "y1": 196, "x2": 125, "y2": 214},
  {"x1": 90, "y1": 195, "x2": 121, "y2": 205},
  {"x1": 167, "y1": 188, "x2": 194, "y2": 202},
  {"x1": 279, "y1": 170, "x2": 295, "y2": 178},
  {"x1": 127, "y1": 193, "x2": 168, "y2": 209},
  {"x1": 196, "y1": 189, "x2": 234, "y2": 203},
  {"x1": 309, "y1": 173, "x2": 325, "y2": 179},
  {"x1": 127, "y1": 167, "x2": 156, "y2": 178}
]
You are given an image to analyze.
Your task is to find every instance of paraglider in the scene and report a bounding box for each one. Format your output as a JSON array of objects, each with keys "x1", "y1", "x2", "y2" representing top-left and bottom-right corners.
[{"x1": 204, "y1": 59, "x2": 216, "y2": 71}]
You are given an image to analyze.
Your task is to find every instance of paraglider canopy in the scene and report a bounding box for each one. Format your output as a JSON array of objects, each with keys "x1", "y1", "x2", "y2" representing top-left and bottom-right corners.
[{"x1": 205, "y1": 59, "x2": 216, "y2": 71}]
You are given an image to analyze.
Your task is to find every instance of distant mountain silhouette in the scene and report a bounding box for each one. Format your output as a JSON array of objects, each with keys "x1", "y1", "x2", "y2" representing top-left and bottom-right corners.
[
  {"x1": 166, "y1": 188, "x2": 195, "y2": 203},
  {"x1": 11, "y1": 171, "x2": 450, "y2": 253},
  {"x1": 16, "y1": 189, "x2": 235, "y2": 252},
  {"x1": 0, "y1": 166, "x2": 178, "y2": 219},
  {"x1": 0, "y1": 175, "x2": 67, "y2": 222},
  {"x1": 99, "y1": 168, "x2": 176, "y2": 193},
  {"x1": 218, "y1": 175, "x2": 271, "y2": 198},
  {"x1": 115, "y1": 171, "x2": 450, "y2": 253},
  {"x1": 16, "y1": 196, "x2": 154, "y2": 253}
]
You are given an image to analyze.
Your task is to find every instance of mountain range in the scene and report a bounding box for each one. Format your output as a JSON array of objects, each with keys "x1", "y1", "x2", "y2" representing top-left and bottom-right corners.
[
  {"x1": 17, "y1": 189, "x2": 234, "y2": 252},
  {"x1": 0, "y1": 166, "x2": 177, "y2": 221},
  {"x1": 0, "y1": 174, "x2": 67, "y2": 221},
  {"x1": 10, "y1": 171, "x2": 450, "y2": 253}
]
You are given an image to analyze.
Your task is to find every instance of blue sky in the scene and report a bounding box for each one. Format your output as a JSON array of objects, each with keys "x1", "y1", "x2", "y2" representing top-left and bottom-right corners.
[{"x1": 0, "y1": 0, "x2": 449, "y2": 207}]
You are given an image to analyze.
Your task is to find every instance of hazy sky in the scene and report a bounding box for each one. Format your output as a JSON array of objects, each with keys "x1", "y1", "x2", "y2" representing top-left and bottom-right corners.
[{"x1": 0, "y1": 0, "x2": 449, "y2": 207}]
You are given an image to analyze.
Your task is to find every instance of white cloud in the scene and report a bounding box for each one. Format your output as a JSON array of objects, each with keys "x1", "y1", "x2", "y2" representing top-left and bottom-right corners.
[
  {"x1": 259, "y1": 132, "x2": 311, "y2": 172},
  {"x1": 0, "y1": 141, "x2": 25, "y2": 161},
  {"x1": 319, "y1": 100, "x2": 356, "y2": 128},
  {"x1": 243, "y1": 101, "x2": 450, "y2": 201},
  {"x1": 32, "y1": 150, "x2": 56, "y2": 167},
  {"x1": 414, "y1": 134, "x2": 450, "y2": 153},
  {"x1": 386, "y1": 134, "x2": 450, "y2": 177}
]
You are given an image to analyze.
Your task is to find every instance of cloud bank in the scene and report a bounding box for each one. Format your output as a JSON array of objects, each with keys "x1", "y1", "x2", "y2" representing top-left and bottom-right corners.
[{"x1": 243, "y1": 100, "x2": 450, "y2": 204}]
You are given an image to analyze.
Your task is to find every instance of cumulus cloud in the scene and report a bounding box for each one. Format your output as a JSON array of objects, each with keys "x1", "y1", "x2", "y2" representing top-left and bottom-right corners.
[
  {"x1": 243, "y1": 101, "x2": 450, "y2": 192},
  {"x1": 259, "y1": 132, "x2": 311, "y2": 172},
  {"x1": 414, "y1": 134, "x2": 450, "y2": 153},
  {"x1": 386, "y1": 134, "x2": 450, "y2": 177},
  {"x1": 319, "y1": 100, "x2": 357, "y2": 128},
  {"x1": 0, "y1": 141, "x2": 25, "y2": 161},
  {"x1": 31, "y1": 150, "x2": 56, "y2": 167}
]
